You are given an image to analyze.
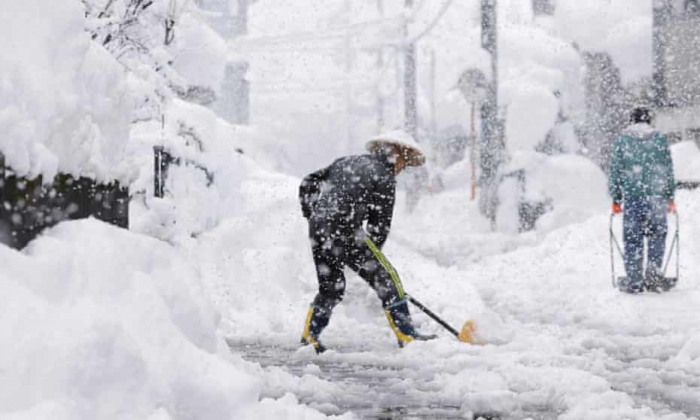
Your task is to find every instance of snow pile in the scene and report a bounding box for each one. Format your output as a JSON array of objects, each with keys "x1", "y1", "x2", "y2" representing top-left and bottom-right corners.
[
  {"x1": 0, "y1": 0, "x2": 234, "y2": 184},
  {"x1": 672, "y1": 141, "x2": 700, "y2": 181},
  {"x1": 515, "y1": 153, "x2": 609, "y2": 231},
  {"x1": 0, "y1": 219, "x2": 348, "y2": 420},
  {"x1": 390, "y1": 151, "x2": 608, "y2": 261},
  {"x1": 0, "y1": 220, "x2": 253, "y2": 419},
  {"x1": 500, "y1": 21, "x2": 582, "y2": 155},
  {"x1": 0, "y1": 0, "x2": 132, "y2": 182},
  {"x1": 169, "y1": 14, "x2": 228, "y2": 93},
  {"x1": 127, "y1": 98, "x2": 272, "y2": 241}
]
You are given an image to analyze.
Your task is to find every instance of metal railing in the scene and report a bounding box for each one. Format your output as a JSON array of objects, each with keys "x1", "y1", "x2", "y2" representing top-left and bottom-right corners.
[{"x1": 153, "y1": 146, "x2": 214, "y2": 199}]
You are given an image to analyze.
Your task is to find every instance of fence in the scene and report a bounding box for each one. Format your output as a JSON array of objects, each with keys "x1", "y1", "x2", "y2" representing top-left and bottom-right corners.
[
  {"x1": 499, "y1": 169, "x2": 552, "y2": 232},
  {"x1": 153, "y1": 145, "x2": 214, "y2": 198},
  {"x1": 0, "y1": 153, "x2": 129, "y2": 250}
]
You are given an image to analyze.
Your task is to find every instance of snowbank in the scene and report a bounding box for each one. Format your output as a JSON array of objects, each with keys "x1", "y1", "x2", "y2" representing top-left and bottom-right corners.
[
  {"x1": 500, "y1": 24, "x2": 582, "y2": 155},
  {"x1": 672, "y1": 141, "x2": 700, "y2": 181},
  {"x1": 169, "y1": 13, "x2": 228, "y2": 93},
  {"x1": 0, "y1": 0, "x2": 233, "y2": 184},
  {"x1": 412, "y1": 152, "x2": 608, "y2": 238},
  {"x1": 0, "y1": 220, "x2": 256, "y2": 419},
  {"x1": 0, "y1": 0, "x2": 132, "y2": 182},
  {"x1": 127, "y1": 98, "x2": 278, "y2": 241},
  {"x1": 0, "y1": 219, "x2": 349, "y2": 420},
  {"x1": 518, "y1": 153, "x2": 609, "y2": 232}
]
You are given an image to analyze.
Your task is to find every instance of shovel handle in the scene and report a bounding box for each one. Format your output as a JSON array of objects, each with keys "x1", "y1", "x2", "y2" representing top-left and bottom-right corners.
[{"x1": 408, "y1": 296, "x2": 460, "y2": 338}]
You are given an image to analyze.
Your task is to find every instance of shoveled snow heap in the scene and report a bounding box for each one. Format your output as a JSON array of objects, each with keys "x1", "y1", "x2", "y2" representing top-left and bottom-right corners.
[
  {"x1": 0, "y1": 0, "x2": 132, "y2": 182},
  {"x1": 0, "y1": 219, "x2": 351, "y2": 420}
]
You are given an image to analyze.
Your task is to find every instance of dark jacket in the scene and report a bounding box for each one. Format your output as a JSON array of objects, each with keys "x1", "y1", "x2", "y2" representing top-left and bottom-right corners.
[
  {"x1": 299, "y1": 153, "x2": 396, "y2": 248},
  {"x1": 609, "y1": 123, "x2": 675, "y2": 204}
]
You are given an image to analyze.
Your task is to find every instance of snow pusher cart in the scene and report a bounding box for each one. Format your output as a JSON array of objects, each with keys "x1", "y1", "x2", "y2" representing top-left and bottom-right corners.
[{"x1": 609, "y1": 211, "x2": 680, "y2": 293}]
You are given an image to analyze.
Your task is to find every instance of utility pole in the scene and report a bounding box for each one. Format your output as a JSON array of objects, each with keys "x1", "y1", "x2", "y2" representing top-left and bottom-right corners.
[
  {"x1": 429, "y1": 47, "x2": 437, "y2": 134},
  {"x1": 652, "y1": 0, "x2": 670, "y2": 108},
  {"x1": 479, "y1": 0, "x2": 503, "y2": 227},
  {"x1": 376, "y1": 0, "x2": 385, "y2": 133},
  {"x1": 404, "y1": 0, "x2": 417, "y2": 139},
  {"x1": 470, "y1": 102, "x2": 477, "y2": 200},
  {"x1": 207, "y1": 0, "x2": 250, "y2": 125},
  {"x1": 457, "y1": 68, "x2": 487, "y2": 201},
  {"x1": 344, "y1": 0, "x2": 354, "y2": 154}
]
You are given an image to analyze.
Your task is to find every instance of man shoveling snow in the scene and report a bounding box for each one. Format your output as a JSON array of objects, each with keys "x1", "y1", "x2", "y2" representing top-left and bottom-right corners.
[{"x1": 297, "y1": 131, "x2": 437, "y2": 353}]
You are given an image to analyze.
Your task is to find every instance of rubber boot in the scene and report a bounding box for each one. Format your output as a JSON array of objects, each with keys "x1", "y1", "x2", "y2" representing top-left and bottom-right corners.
[
  {"x1": 300, "y1": 306, "x2": 330, "y2": 354},
  {"x1": 385, "y1": 299, "x2": 437, "y2": 348}
]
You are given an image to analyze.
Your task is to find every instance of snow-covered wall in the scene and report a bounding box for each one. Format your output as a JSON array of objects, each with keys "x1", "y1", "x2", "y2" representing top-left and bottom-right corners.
[
  {"x1": 0, "y1": 0, "x2": 132, "y2": 182},
  {"x1": 0, "y1": 218, "x2": 350, "y2": 420}
]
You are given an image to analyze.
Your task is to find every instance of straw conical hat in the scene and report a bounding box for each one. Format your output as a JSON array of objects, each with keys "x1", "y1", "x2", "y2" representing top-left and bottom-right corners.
[{"x1": 365, "y1": 130, "x2": 426, "y2": 166}]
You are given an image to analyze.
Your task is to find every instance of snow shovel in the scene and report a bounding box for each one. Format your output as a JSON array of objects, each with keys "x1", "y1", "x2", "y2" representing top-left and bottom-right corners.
[
  {"x1": 364, "y1": 237, "x2": 480, "y2": 344},
  {"x1": 609, "y1": 211, "x2": 679, "y2": 292},
  {"x1": 406, "y1": 295, "x2": 480, "y2": 344}
]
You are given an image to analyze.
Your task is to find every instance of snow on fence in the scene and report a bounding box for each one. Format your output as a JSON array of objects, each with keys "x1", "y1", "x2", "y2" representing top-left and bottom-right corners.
[
  {"x1": 498, "y1": 169, "x2": 552, "y2": 232},
  {"x1": 153, "y1": 145, "x2": 214, "y2": 199},
  {"x1": 0, "y1": 153, "x2": 129, "y2": 250}
]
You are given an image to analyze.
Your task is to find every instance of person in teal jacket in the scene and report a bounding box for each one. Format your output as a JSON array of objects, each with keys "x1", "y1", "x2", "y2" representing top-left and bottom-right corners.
[{"x1": 609, "y1": 107, "x2": 676, "y2": 293}]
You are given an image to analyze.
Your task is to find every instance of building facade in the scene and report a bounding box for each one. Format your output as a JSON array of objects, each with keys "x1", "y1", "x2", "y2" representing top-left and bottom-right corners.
[{"x1": 653, "y1": 0, "x2": 700, "y2": 144}]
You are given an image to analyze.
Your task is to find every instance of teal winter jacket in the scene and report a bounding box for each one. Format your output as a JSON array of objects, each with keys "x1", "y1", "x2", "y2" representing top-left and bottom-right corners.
[{"x1": 608, "y1": 123, "x2": 675, "y2": 204}]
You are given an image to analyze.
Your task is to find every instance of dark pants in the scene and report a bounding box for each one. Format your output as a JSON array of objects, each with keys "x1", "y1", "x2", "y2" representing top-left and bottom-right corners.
[
  {"x1": 306, "y1": 218, "x2": 405, "y2": 339},
  {"x1": 623, "y1": 197, "x2": 668, "y2": 287},
  {"x1": 309, "y1": 222, "x2": 402, "y2": 310}
]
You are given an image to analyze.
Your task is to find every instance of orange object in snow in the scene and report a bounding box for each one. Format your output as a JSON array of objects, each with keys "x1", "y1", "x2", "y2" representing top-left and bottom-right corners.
[{"x1": 458, "y1": 319, "x2": 479, "y2": 344}]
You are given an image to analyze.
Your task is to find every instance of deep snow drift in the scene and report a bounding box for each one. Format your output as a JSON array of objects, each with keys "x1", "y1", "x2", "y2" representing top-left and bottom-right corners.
[{"x1": 0, "y1": 219, "x2": 356, "y2": 420}]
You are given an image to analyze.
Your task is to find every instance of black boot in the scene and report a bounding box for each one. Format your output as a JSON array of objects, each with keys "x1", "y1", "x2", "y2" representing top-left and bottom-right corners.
[
  {"x1": 300, "y1": 306, "x2": 330, "y2": 354},
  {"x1": 618, "y1": 276, "x2": 644, "y2": 294},
  {"x1": 385, "y1": 299, "x2": 437, "y2": 348},
  {"x1": 644, "y1": 268, "x2": 678, "y2": 293},
  {"x1": 644, "y1": 272, "x2": 664, "y2": 293}
]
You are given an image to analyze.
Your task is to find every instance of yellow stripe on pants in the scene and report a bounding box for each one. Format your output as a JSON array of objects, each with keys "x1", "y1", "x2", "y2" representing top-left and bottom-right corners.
[{"x1": 364, "y1": 237, "x2": 405, "y2": 298}]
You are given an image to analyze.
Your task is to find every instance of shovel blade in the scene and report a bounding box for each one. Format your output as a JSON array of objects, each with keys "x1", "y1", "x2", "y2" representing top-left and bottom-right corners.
[{"x1": 458, "y1": 319, "x2": 481, "y2": 344}]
